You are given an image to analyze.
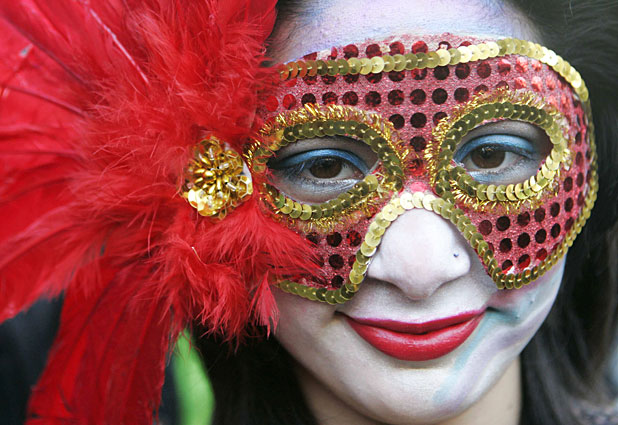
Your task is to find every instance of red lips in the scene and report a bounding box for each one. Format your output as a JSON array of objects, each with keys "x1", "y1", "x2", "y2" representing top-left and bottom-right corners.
[{"x1": 345, "y1": 311, "x2": 484, "y2": 361}]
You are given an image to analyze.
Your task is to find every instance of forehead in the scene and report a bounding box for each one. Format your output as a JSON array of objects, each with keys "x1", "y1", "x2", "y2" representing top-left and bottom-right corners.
[{"x1": 273, "y1": 0, "x2": 539, "y2": 62}]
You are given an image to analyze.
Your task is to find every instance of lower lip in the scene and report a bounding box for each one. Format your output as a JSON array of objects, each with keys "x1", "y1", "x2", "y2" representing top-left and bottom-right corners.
[{"x1": 346, "y1": 313, "x2": 484, "y2": 362}]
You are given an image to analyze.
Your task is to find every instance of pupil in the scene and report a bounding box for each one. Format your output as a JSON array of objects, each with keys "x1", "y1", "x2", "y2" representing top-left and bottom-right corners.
[
  {"x1": 470, "y1": 147, "x2": 505, "y2": 168},
  {"x1": 310, "y1": 158, "x2": 342, "y2": 178}
]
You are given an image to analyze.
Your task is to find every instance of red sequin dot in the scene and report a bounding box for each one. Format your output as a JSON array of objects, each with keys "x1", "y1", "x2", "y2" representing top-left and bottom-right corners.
[
  {"x1": 282, "y1": 94, "x2": 296, "y2": 110},
  {"x1": 564, "y1": 177, "x2": 573, "y2": 192},
  {"x1": 410, "y1": 136, "x2": 427, "y2": 152},
  {"x1": 502, "y1": 260, "x2": 513, "y2": 272},
  {"x1": 330, "y1": 275, "x2": 344, "y2": 288},
  {"x1": 575, "y1": 151, "x2": 584, "y2": 166},
  {"x1": 265, "y1": 95, "x2": 279, "y2": 112},
  {"x1": 322, "y1": 92, "x2": 337, "y2": 105},
  {"x1": 328, "y1": 47, "x2": 338, "y2": 60},
  {"x1": 410, "y1": 113, "x2": 427, "y2": 128},
  {"x1": 550, "y1": 202, "x2": 560, "y2": 217},
  {"x1": 410, "y1": 159, "x2": 425, "y2": 176},
  {"x1": 329, "y1": 254, "x2": 344, "y2": 269},
  {"x1": 326, "y1": 232, "x2": 342, "y2": 247},
  {"x1": 412, "y1": 69, "x2": 428, "y2": 80},
  {"x1": 306, "y1": 233, "x2": 320, "y2": 244},
  {"x1": 321, "y1": 74, "x2": 336, "y2": 85},
  {"x1": 303, "y1": 52, "x2": 318, "y2": 61},
  {"x1": 343, "y1": 74, "x2": 360, "y2": 84},
  {"x1": 487, "y1": 242, "x2": 495, "y2": 253},
  {"x1": 366, "y1": 43, "x2": 382, "y2": 58},
  {"x1": 389, "y1": 71, "x2": 405, "y2": 82},
  {"x1": 575, "y1": 132, "x2": 582, "y2": 145},
  {"x1": 535, "y1": 229, "x2": 547, "y2": 243},
  {"x1": 576, "y1": 172, "x2": 584, "y2": 187},
  {"x1": 517, "y1": 212, "x2": 530, "y2": 227},
  {"x1": 432, "y1": 88, "x2": 448, "y2": 104},
  {"x1": 303, "y1": 75, "x2": 318, "y2": 85},
  {"x1": 565, "y1": 217, "x2": 574, "y2": 231},
  {"x1": 534, "y1": 208, "x2": 546, "y2": 222},
  {"x1": 577, "y1": 193, "x2": 585, "y2": 206},
  {"x1": 475, "y1": 84, "x2": 489, "y2": 94},
  {"x1": 410, "y1": 89, "x2": 427, "y2": 105},
  {"x1": 476, "y1": 61, "x2": 492, "y2": 78},
  {"x1": 342, "y1": 91, "x2": 359, "y2": 105},
  {"x1": 518, "y1": 233, "x2": 531, "y2": 248},
  {"x1": 412, "y1": 41, "x2": 428, "y2": 53},
  {"x1": 388, "y1": 89, "x2": 405, "y2": 105},
  {"x1": 346, "y1": 231, "x2": 362, "y2": 246},
  {"x1": 518, "y1": 254, "x2": 531, "y2": 268},
  {"x1": 516, "y1": 57, "x2": 529, "y2": 72},
  {"x1": 536, "y1": 248, "x2": 548, "y2": 261},
  {"x1": 514, "y1": 77, "x2": 527, "y2": 89},
  {"x1": 365, "y1": 91, "x2": 381, "y2": 107},
  {"x1": 459, "y1": 41, "x2": 472, "y2": 47},
  {"x1": 455, "y1": 63, "x2": 471, "y2": 79},
  {"x1": 499, "y1": 238, "x2": 513, "y2": 253},
  {"x1": 348, "y1": 255, "x2": 356, "y2": 267},
  {"x1": 433, "y1": 66, "x2": 450, "y2": 80},
  {"x1": 497, "y1": 59, "x2": 512, "y2": 75},
  {"x1": 389, "y1": 114, "x2": 405, "y2": 129},
  {"x1": 496, "y1": 81, "x2": 509, "y2": 89},
  {"x1": 531, "y1": 76, "x2": 543, "y2": 92},
  {"x1": 479, "y1": 220, "x2": 493, "y2": 236},
  {"x1": 531, "y1": 59, "x2": 542, "y2": 71},
  {"x1": 565, "y1": 197, "x2": 574, "y2": 212},
  {"x1": 550, "y1": 224, "x2": 561, "y2": 238},
  {"x1": 389, "y1": 41, "x2": 405, "y2": 55},
  {"x1": 366, "y1": 73, "x2": 383, "y2": 84},
  {"x1": 301, "y1": 93, "x2": 316, "y2": 105},
  {"x1": 433, "y1": 112, "x2": 447, "y2": 125},
  {"x1": 439, "y1": 41, "x2": 452, "y2": 50},
  {"x1": 454, "y1": 88, "x2": 470, "y2": 103},
  {"x1": 496, "y1": 216, "x2": 511, "y2": 231},
  {"x1": 343, "y1": 44, "x2": 359, "y2": 59}
]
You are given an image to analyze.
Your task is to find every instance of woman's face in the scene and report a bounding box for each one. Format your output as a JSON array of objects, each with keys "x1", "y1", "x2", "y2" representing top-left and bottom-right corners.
[{"x1": 270, "y1": 0, "x2": 565, "y2": 423}]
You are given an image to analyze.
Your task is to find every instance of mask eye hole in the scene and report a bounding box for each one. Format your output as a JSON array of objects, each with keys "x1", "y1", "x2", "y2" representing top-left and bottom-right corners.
[
  {"x1": 453, "y1": 120, "x2": 552, "y2": 186},
  {"x1": 267, "y1": 136, "x2": 378, "y2": 204}
]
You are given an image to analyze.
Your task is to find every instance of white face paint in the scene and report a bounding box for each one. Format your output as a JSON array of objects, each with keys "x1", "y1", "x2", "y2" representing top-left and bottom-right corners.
[{"x1": 271, "y1": 1, "x2": 563, "y2": 423}]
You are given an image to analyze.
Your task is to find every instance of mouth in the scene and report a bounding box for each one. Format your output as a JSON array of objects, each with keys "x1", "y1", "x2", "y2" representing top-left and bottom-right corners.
[{"x1": 344, "y1": 311, "x2": 485, "y2": 361}]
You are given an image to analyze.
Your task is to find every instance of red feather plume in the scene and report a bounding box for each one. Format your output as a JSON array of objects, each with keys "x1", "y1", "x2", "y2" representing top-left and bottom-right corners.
[{"x1": 0, "y1": 1, "x2": 315, "y2": 423}]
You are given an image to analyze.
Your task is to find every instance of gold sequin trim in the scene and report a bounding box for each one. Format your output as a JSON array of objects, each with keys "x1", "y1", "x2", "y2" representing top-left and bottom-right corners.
[
  {"x1": 277, "y1": 38, "x2": 589, "y2": 105},
  {"x1": 247, "y1": 104, "x2": 410, "y2": 233},
  {"x1": 182, "y1": 138, "x2": 252, "y2": 218}
]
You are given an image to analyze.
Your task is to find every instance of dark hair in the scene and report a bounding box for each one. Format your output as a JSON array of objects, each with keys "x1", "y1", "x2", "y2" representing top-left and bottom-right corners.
[{"x1": 198, "y1": 1, "x2": 618, "y2": 424}]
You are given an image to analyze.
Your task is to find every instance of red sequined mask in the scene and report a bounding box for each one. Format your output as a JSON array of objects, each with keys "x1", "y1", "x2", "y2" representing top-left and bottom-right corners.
[{"x1": 247, "y1": 34, "x2": 597, "y2": 304}]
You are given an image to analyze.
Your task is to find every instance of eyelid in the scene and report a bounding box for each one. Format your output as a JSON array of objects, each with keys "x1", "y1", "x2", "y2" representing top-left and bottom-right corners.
[
  {"x1": 269, "y1": 148, "x2": 371, "y2": 174},
  {"x1": 453, "y1": 134, "x2": 537, "y2": 163}
]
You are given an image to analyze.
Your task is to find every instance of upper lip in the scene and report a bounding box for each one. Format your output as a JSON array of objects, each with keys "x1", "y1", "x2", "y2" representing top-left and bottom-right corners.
[{"x1": 344, "y1": 311, "x2": 484, "y2": 334}]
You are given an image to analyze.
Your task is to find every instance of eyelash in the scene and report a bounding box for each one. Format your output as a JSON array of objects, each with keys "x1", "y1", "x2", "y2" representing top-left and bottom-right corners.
[
  {"x1": 269, "y1": 148, "x2": 370, "y2": 177},
  {"x1": 453, "y1": 134, "x2": 536, "y2": 163}
]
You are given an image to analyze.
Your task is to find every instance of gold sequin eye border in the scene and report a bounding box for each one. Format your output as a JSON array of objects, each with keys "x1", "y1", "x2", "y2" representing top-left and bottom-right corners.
[
  {"x1": 426, "y1": 91, "x2": 569, "y2": 213},
  {"x1": 246, "y1": 104, "x2": 410, "y2": 233}
]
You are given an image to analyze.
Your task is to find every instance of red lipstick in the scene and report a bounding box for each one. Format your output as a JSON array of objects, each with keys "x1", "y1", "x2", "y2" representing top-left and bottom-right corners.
[{"x1": 345, "y1": 311, "x2": 484, "y2": 361}]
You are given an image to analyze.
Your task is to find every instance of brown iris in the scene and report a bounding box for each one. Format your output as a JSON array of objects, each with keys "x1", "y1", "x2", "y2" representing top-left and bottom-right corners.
[
  {"x1": 310, "y1": 158, "x2": 343, "y2": 178},
  {"x1": 469, "y1": 146, "x2": 505, "y2": 168}
]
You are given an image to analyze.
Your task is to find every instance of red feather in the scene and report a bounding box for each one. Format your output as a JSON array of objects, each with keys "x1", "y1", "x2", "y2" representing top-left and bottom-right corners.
[{"x1": 0, "y1": 0, "x2": 317, "y2": 423}]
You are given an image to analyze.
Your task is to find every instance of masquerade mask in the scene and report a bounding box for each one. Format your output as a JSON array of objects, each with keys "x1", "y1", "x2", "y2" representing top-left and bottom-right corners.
[{"x1": 187, "y1": 34, "x2": 597, "y2": 304}]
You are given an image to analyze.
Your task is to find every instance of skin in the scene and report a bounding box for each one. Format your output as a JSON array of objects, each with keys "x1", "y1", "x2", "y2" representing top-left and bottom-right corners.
[{"x1": 270, "y1": 1, "x2": 564, "y2": 424}]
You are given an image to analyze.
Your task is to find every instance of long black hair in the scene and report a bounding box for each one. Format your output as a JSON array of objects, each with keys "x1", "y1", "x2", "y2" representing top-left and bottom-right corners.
[{"x1": 197, "y1": 1, "x2": 618, "y2": 424}]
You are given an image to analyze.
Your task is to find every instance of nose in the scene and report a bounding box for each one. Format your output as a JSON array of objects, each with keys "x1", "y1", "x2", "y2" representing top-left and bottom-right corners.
[{"x1": 367, "y1": 207, "x2": 472, "y2": 300}]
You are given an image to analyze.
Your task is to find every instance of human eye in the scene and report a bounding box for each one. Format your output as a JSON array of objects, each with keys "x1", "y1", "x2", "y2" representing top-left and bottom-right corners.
[
  {"x1": 267, "y1": 136, "x2": 378, "y2": 204},
  {"x1": 452, "y1": 121, "x2": 552, "y2": 185}
]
